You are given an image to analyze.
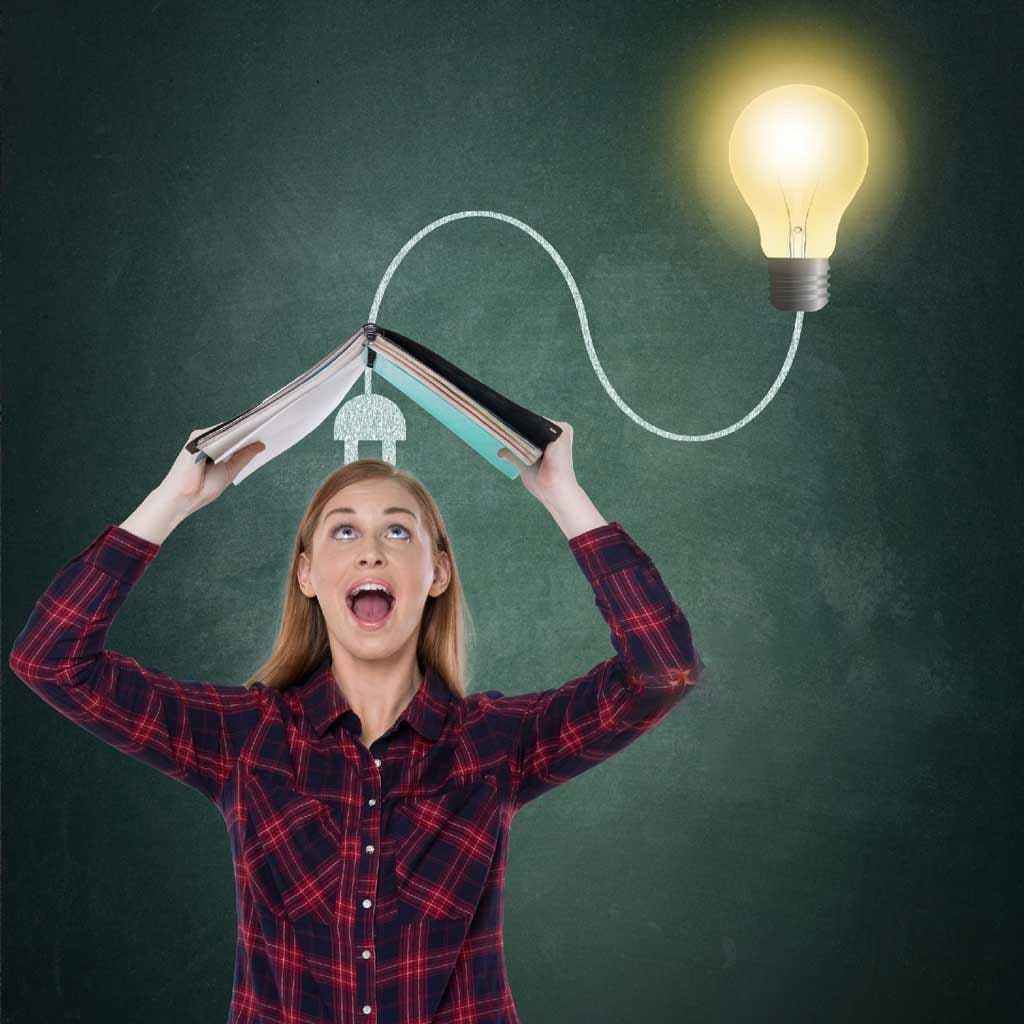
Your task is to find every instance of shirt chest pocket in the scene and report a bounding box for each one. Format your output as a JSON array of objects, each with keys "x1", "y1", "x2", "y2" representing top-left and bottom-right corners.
[
  {"x1": 242, "y1": 771, "x2": 350, "y2": 925},
  {"x1": 392, "y1": 773, "x2": 501, "y2": 924}
]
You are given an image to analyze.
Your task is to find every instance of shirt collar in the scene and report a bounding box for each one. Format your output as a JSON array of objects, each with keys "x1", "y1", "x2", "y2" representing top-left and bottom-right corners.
[{"x1": 293, "y1": 653, "x2": 452, "y2": 740}]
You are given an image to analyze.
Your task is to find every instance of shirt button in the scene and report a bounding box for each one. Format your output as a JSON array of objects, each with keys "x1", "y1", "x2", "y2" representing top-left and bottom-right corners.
[
  {"x1": 362, "y1": 1005, "x2": 372, "y2": 1014},
  {"x1": 362, "y1": 949, "x2": 371, "y2": 959},
  {"x1": 368, "y1": 798, "x2": 376, "y2": 806},
  {"x1": 362, "y1": 898, "x2": 372, "y2": 909},
  {"x1": 374, "y1": 758, "x2": 381, "y2": 767},
  {"x1": 365, "y1": 844, "x2": 375, "y2": 854}
]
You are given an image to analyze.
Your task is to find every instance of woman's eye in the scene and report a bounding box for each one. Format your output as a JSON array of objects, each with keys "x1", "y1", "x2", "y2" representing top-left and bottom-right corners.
[{"x1": 332, "y1": 523, "x2": 411, "y2": 540}]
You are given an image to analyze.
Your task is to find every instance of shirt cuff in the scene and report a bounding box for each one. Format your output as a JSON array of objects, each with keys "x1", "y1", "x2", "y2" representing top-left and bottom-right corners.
[
  {"x1": 77, "y1": 524, "x2": 161, "y2": 584},
  {"x1": 568, "y1": 521, "x2": 649, "y2": 579}
]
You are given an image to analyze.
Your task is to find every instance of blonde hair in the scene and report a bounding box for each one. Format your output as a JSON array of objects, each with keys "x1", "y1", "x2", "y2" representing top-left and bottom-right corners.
[{"x1": 242, "y1": 458, "x2": 475, "y2": 698}]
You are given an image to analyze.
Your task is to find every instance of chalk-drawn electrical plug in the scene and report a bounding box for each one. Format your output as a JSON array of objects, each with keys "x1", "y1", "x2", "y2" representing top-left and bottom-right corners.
[{"x1": 332, "y1": 367, "x2": 407, "y2": 466}]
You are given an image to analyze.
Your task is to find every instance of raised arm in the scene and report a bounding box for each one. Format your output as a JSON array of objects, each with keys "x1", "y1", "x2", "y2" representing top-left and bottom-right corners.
[
  {"x1": 7, "y1": 428, "x2": 268, "y2": 808},
  {"x1": 491, "y1": 516, "x2": 703, "y2": 809},
  {"x1": 494, "y1": 423, "x2": 705, "y2": 810}
]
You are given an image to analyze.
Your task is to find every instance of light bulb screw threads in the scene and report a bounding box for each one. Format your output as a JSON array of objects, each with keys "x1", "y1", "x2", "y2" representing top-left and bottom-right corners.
[{"x1": 766, "y1": 257, "x2": 830, "y2": 312}]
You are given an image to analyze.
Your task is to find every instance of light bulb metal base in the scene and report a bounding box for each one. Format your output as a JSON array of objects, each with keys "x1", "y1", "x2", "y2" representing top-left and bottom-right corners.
[{"x1": 766, "y1": 257, "x2": 830, "y2": 312}]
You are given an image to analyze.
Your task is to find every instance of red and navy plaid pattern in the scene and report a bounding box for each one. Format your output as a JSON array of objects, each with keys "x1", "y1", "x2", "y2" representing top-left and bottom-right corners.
[{"x1": 9, "y1": 519, "x2": 704, "y2": 1023}]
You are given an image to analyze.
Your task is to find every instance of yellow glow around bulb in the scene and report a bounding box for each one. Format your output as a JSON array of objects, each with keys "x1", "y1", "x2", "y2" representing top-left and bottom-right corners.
[{"x1": 729, "y1": 84, "x2": 869, "y2": 259}]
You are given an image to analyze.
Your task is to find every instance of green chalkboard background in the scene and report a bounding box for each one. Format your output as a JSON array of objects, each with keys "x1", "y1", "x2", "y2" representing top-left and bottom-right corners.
[{"x1": 3, "y1": 1, "x2": 1019, "y2": 1021}]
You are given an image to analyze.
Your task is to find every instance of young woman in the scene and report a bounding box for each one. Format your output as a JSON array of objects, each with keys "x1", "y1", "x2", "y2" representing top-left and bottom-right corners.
[{"x1": 9, "y1": 421, "x2": 704, "y2": 1024}]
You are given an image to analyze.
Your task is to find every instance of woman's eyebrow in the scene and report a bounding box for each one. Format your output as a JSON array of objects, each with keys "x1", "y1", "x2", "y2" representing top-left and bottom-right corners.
[{"x1": 322, "y1": 506, "x2": 418, "y2": 522}]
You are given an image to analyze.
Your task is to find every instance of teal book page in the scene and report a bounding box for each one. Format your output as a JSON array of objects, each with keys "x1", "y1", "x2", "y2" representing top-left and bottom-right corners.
[{"x1": 371, "y1": 354, "x2": 519, "y2": 479}]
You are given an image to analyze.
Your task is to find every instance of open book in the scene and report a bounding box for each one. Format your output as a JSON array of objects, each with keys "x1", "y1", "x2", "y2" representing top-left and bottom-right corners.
[{"x1": 184, "y1": 323, "x2": 563, "y2": 486}]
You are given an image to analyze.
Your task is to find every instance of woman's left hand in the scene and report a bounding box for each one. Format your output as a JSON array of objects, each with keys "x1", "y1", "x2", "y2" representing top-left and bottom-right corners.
[{"x1": 497, "y1": 419, "x2": 579, "y2": 506}]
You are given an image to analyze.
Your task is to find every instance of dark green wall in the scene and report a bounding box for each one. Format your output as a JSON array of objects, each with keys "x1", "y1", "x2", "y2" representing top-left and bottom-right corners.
[{"x1": 3, "y1": 1, "x2": 1019, "y2": 1021}]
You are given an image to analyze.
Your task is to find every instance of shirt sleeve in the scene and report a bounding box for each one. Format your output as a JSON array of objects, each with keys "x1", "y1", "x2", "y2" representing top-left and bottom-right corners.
[
  {"x1": 495, "y1": 521, "x2": 705, "y2": 810},
  {"x1": 7, "y1": 524, "x2": 268, "y2": 809}
]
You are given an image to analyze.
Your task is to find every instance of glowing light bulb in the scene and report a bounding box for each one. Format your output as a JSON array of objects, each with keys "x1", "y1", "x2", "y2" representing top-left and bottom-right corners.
[{"x1": 729, "y1": 84, "x2": 869, "y2": 311}]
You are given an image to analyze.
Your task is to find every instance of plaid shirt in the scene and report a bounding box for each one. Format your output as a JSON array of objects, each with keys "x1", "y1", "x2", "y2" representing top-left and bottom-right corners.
[{"x1": 9, "y1": 519, "x2": 704, "y2": 1023}]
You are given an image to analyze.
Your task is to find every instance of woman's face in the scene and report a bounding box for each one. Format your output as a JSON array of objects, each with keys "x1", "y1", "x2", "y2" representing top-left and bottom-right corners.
[{"x1": 297, "y1": 480, "x2": 450, "y2": 660}]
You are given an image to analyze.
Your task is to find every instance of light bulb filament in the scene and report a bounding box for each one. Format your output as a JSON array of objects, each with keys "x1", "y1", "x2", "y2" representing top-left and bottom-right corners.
[{"x1": 778, "y1": 175, "x2": 820, "y2": 257}]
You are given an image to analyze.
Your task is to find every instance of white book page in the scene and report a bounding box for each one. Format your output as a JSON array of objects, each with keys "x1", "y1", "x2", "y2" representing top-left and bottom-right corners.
[{"x1": 203, "y1": 353, "x2": 367, "y2": 485}]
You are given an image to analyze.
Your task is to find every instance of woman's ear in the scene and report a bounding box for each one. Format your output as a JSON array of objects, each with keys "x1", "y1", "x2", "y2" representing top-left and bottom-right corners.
[
  {"x1": 431, "y1": 552, "x2": 452, "y2": 597},
  {"x1": 297, "y1": 551, "x2": 314, "y2": 598}
]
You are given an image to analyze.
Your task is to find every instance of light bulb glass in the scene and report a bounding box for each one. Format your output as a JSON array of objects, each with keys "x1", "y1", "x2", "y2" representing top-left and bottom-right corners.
[{"x1": 729, "y1": 83, "x2": 869, "y2": 310}]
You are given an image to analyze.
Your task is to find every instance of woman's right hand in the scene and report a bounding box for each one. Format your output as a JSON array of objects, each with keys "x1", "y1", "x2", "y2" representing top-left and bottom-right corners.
[{"x1": 154, "y1": 427, "x2": 266, "y2": 519}]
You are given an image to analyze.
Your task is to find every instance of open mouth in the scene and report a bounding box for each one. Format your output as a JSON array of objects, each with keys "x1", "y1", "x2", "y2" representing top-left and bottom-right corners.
[{"x1": 346, "y1": 589, "x2": 396, "y2": 628}]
